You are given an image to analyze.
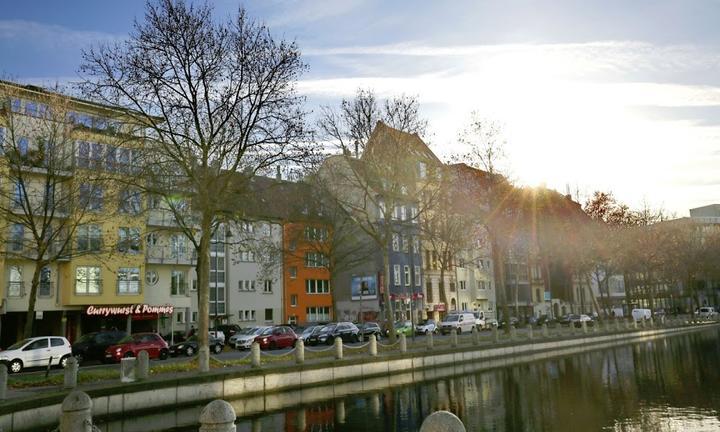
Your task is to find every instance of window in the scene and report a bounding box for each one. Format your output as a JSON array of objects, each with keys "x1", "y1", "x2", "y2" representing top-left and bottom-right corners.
[
  {"x1": 288, "y1": 315, "x2": 297, "y2": 325},
  {"x1": 146, "y1": 232, "x2": 158, "y2": 247},
  {"x1": 117, "y1": 267, "x2": 140, "y2": 294},
  {"x1": 393, "y1": 265, "x2": 401, "y2": 286},
  {"x1": 290, "y1": 295, "x2": 298, "y2": 307},
  {"x1": 305, "y1": 252, "x2": 328, "y2": 268},
  {"x1": 79, "y1": 183, "x2": 103, "y2": 211},
  {"x1": 305, "y1": 279, "x2": 330, "y2": 294},
  {"x1": 240, "y1": 250, "x2": 255, "y2": 262},
  {"x1": 392, "y1": 206, "x2": 401, "y2": 220},
  {"x1": 304, "y1": 226, "x2": 328, "y2": 241},
  {"x1": 77, "y1": 225, "x2": 102, "y2": 252},
  {"x1": 176, "y1": 311, "x2": 185, "y2": 324},
  {"x1": 12, "y1": 181, "x2": 25, "y2": 209},
  {"x1": 264, "y1": 308, "x2": 274, "y2": 321},
  {"x1": 146, "y1": 271, "x2": 159, "y2": 286},
  {"x1": 238, "y1": 280, "x2": 256, "y2": 291},
  {"x1": 210, "y1": 255, "x2": 225, "y2": 283},
  {"x1": 39, "y1": 266, "x2": 52, "y2": 297},
  {"x1": 9, "y1": 224, "x2": 24, "y2": 252},
  {"x1": 289, "y1": 240, "x2": 297, "y2": 251},
  {"x1": 171, "y1": 270, "x2": 186, "y2": 296},
  {"x1": 392, "y1": 233, "x2": 400, "y2": 252},
  {"x1": 414, "y1": 266, "x2": 421, "y2": 287},
  {"x1": 90, "y1": 142, "x2": 104, "y2": 169},
  {"x1": 191, "y1": 312, "x2": 198, "y2": 323},
  {"x1": 8, "y1": 266, "x2": 23, "y2": 297},
  {"x1": 450, "y1": 282, "x2": 456, "y2": 292},
  {"x1": 289, "y1": 266, "x2": 297, "y2": 279},
  {"x1": 119, "y1": 189, "x2": 142, "y2": 214},
  {"x1": 75, "y1": 266, "x2": 101, "y2": 294},
  {"x1": 426, "y1": 281, "x2": 433, "y2": 303},
  {"x1": 417, "y1": 162, "x2": 427, "y2": 179},
  {"x1": 26, "y1": 339, "x2": 49, "y2": 351},
  {"x1": 118, "y1": 227, "x2": 141, "y2": 254},
  {"x1": 239, "y1": 310, "x2": 256, "y2": 322},
  {"x1": 479, "y1": 280, "x2": 486, "y2": 290},
  {"x1": 10, "y1": 98, "x2": 21, "y2": 113},
  {"x1": 263, "y1": 280, "x2": 273, "y2": 293},
  {"x1": 0, "y1": 126, "x2": 5, "y2": 154},
  {"x1": 105, "y1": 145, "x2": 117, "y2": 171},
  {"x1": 402, "y1": 235, "x2": 409, "y2": 253},
  {"x1": 404, "y1": 265, "x2": 411, "y2": 286},
  {"x1": 17, "y1": 137, "x2": 29, "y2": 156},
  {"x1": 117, "y1": 148, "x2": 131, "y2": 173},
  {"x1": 306, "y1": 307, "x2": 330, "y2": 322},
  {"x1": 170, "y1": 235, "x2": 187, "y2": 258},
  {"x1": 400, "y1": 206, "x2": 407, "y2": 221},
  {"x1": 240, "y1": 221, "x2": 254, "y2": 232},
  {"x1": 410, "y1": 207, "x2": 418, "y2": 222},
  {"x1": 459, "y1": 280, "x2": 467, "y2": 290},
  {"x1": 378, "y1": 200, "x2": 386, "y2": 219},
  {"x1": 191, "y1": 279, "x2": 198, "y2": 291},
  {"x1": 50, "y1": 338, "x2": 64, "y2": 347},
  {"x1": 412, "y1": 237, "x2": 420, "y2": 254}
]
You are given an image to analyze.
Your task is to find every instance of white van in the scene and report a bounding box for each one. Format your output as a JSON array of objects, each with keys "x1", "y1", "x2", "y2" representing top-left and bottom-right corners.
[
  {"x1": 439, "y1": 312, "x2": 476, "y2": 335},
  {"x1": 695, "y1": 307, "x2": 717, "y2": 319},
  {"x1": 631, "y1": 308, "x2": 652, "y2": 322}
]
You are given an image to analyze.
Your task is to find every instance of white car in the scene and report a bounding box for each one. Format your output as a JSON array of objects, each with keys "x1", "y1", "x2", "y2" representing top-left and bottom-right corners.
[
  {"x1": 229, "y1": 327, "x2": 269, "y2": 350},
  {"x1": 209, "y1": 330, "x2": 226, "y2": 344},
  {"x1": 0, "y1": 336, "x2": 72, "y2": 373},
  {"x1": 631, "y1": 308, "x2": 652, "y2": 322},
  {"x1": 695, "y1": 307, "x2": 717, "y2": 319},
  {"x1": 415, "y1": 319, "x2": 437, "y2": 335}
]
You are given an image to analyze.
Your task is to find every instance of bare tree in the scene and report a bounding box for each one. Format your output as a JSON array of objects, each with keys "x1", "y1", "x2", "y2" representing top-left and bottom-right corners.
[
  {"x1": 0, "y1": 83, "x2": 122, "y2": 338},
  {"x1": 79, "y1": 0, "x2": 312, "y2": 371},
  {"x1": 317, "y1": 88, "x2": 428, "y2": 157}
]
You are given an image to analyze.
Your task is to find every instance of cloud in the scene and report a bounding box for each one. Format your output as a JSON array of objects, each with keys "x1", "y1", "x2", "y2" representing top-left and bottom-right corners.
[
  {"x1": 0, "y1": 19, "x2": 123, "y2": 50},
  {"x1": 266, "y1": 0, "x2": 366, "y2": 27}
]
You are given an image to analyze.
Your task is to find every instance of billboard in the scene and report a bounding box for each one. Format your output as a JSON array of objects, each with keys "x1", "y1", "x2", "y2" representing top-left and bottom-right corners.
[{"x1": 351, "y1": 275, "x2": 378, "y2": 300}]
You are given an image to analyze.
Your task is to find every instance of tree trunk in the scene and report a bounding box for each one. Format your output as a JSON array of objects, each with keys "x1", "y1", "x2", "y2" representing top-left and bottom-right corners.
[
  {"x1": 23, "y1": 260, "x2": 45, "y2": 339},
  {"x1": 383, "y1": 249, "x2": 396, "y2": 343},
  {"x1": 490, "y1": 234, "x2": 510, "y2": 334},
  {"x1": 196, "y1": 214, "x2": 212, "y2": 372}
]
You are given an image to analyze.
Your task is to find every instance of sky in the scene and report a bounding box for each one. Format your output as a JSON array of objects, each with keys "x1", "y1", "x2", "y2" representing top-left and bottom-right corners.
[{"x1": 2, "y1": 0, "x2": 720, "y2": 215}]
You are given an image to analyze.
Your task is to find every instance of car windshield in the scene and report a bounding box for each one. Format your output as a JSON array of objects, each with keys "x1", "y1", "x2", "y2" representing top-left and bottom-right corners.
[
  {"x1": 6, "y1": 338, "x2": 32, "y2": 350},
  {"x1": 320, "y1": 325, "x2": 336, "y2": 334},
  {"x1": 77, "y1": 333, "x2": 98, "y2": 343},
  {"x1": 259, "y1": 327, "x2": 275, "y2": 336},
  {"x1": 302, "y1": 327, "x2": 316, "y2": 337},
  {"x1": 422, "y1": 320, "x2": 434, "y2": 325},
  {"x1": 445, "y1": 315, "x2": 459, "y2": 322}
]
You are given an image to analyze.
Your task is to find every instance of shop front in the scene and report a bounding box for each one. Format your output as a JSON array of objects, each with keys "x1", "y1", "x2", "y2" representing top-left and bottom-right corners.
[{"x1": 66, "y1": 304, "x2": 175, "y2": 342}]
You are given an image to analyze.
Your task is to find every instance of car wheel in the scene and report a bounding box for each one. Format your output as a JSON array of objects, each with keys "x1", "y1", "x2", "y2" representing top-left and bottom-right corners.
[
  {"x1": 185, "y1": 346, "x2": 195, "y2": 357},
  {"x1": 73, "y1": 353, "x2": 84, "y2": 365},
  {"x1": 351, "y1": 334, "x2": 359, "y2": 343},
  {"x1": 213, "y1": 344, "x2": 222, "y2": 354},
  {"x1": 159, "y1": 349, "x2": 169, "y2": 360},
  {"x1": 124, "y1": 351, "x2": 134, "y2": 358},
  {"x1": 60, "y1": 355, "x2": 71, "y2": 369},
  {"x1": 9, "y1": 359, "x2": 23, "y2": 374},
  {"x1": 424, "y1": 329, "x2": 429, "y2": 335}
]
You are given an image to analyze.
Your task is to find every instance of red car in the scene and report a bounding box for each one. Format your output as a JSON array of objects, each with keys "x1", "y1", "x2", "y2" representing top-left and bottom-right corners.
[
  {"x1": 104, "y1": 333, "x2": 169, "y2": 362},
  {"x1": 255, "y1": 326, "x2": 297, "y2": 350}
]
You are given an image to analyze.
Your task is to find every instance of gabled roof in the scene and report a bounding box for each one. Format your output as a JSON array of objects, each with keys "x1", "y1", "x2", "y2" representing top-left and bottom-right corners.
[{"x1": 361, "y1": 121, "x2": 441, "y2": 165}]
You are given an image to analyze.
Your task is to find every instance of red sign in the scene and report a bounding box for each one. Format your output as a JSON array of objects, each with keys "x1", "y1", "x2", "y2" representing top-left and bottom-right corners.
[
  {"x1": 433, "y1": 304, "x2": 446, "y2": 312},
  {"x1": 85, "y1": 304, "x2": 174, "y2": 317}
]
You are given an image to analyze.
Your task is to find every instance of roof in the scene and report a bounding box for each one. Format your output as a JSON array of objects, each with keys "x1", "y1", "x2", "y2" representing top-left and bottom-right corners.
[{"x1": 361, "y1": 121, "x2": 441, "y2": 165}]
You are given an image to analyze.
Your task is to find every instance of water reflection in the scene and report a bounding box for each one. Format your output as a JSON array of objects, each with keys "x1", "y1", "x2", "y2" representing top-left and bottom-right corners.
[{"x1": 236, "y1": 329, "x2": 720, "y2": 432}]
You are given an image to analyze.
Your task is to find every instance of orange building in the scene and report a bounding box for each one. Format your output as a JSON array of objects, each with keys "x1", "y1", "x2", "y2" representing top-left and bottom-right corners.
[{"x1": 283, "y1": 221, "x2": 333, "y2": 326}]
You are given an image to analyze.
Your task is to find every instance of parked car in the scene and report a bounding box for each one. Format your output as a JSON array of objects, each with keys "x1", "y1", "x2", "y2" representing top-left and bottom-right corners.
[
  {"x1": 694, "y1": 306, "x2": 717, "y2": 319},
  {"x1": 208, "y1": 329, "x2": 226, "y2": 344},
  {"x1": 0, "y1": 336, "x2": 72, "y2": 374},
  {"x1": 497, "y1": 317, "x2": 519, "y2": 329},
  {"x1": 557, "y1": 315, "x2": 573, "y2": 326},
  {"x1": 255, "y1": 326, "x2": 297, "y2": 350},
  {"x1": 72, "y1": 330, "x2": 127, "y2": 364},
  {"x1": 104, "y1": 333, "x2": 169, "y2": 362},
  {"x1": 415, "y1": 319, "x2": 437, "y2": 335},
  {"x1": 230, "y1": 327, "x2": 270, "y2": 350},
  {"x1": 390, "y1": 320, "x2": 414, "y2": 337},
  {"x1": 472, "y1": 311, "x2": 486, "y2": 329},
  {"x1": 439, "y1": 312, "x2": 476, "y2": 335},
  {"x1": 307, "y1": 322, "x2": 361, "y2": 345},
  {"x1": 215, "y1": 324, "x2": 242, "y2": 340},
  {"x1": 358, "y1": 322, "x2": 383, "y2": 340},
  {"x1": 572, "y1": 314, "x2": 594, "y2": 327},
  {"x1": 168, "y1": 333, "x2": 224, "y2": 357},
  {"x1": 298, "y1": 325, "x2": 323, "y2": 342},
  {"x1": 483, "y1": 318, "x2": 499, "y2": 330},
  {"x1": 631, "y1": 308, "x2": 652, "y2": 322},
  {"x1": 161, "y1": 331, "x2": 188, "y2": 345}
]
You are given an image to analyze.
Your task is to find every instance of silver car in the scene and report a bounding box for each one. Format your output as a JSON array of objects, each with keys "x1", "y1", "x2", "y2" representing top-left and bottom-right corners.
[{"x1": 230, "y1": 327, "x2": 269, "y2": 350}]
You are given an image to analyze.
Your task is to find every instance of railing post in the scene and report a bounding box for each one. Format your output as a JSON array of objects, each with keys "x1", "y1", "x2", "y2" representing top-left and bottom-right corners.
[
  {"x1": 334, "y1": 336, "x2": 343, "y2": 360},
  {"x1": 527, "y1": 324, "x2": 533, "y2": 340},
  {"x1": 510, "y1": 325, "x2": 517, "y2": 341},
  {"x1": 541, "y1": 323, "x2": 549, "y2": 338},
  {"x1": 492, "y1": 326, "x2": 499, "y2": 343},
  {"x1": 0, "y1": 364, "x2": 7, "y2": 400},
  {"x1": 633, "y1": 320, "x2": 638, "y2": 330},
  {"x1": 336, "y1": 400, "x2": 346, "y2": 424},
  {"x1": 615, "y1": 319, "x2": 621, "y2": 332},
  {"x1": 137, "y1": 350, "x2": 149, "y2": 380},
  {"x1": 426, "y1": 331, "x2": 434, "y2": 350},
  {"x1": 295, "y1": 339, "x2": 305, "y2": 364},
  {"x1": 419, "y1": 411, "x2": 467, "y2": 432},
  {"x1": 399, "y1": 333, "x2": 407, "y2": 353},
  {"x1": 60, "y1": 391, "x2": 93, "y2": 432},
  {"x1": 120, "y1": 357, "x2": 136, "y2": 383},
  {"x1": 199, "y1": 399, "x2": 237, "y2": 432},
  {"x1": 450, "y1": 328, "x2": 458, "y2": 347},
  {"x1": 251, "y1": 342, "x2": 261, "y2": 368},
  {"x1": 472, "y1": 327, "x2": 480, "y2": 345},
  {"x1": 581, "y1": 320, "x2": 588, "y2": 334},
  {"x1": 369, "y1": 334, "x2": 378, "y2": 357},
  {"x1": 64, "y1": 357, "x2": 79, "y2": 389}
]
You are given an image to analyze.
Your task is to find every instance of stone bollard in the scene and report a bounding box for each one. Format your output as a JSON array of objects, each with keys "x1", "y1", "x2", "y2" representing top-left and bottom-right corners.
[
  {"x1": 334, "y1": 336, "x2": 343, "y2": 360},
  {"x1": 297, "y1": 408, "x2": 307, "y2": 431},
  {"x1": 251, "y1": 342, "x2": 261, "y2": 368},
  {"x1": 527, "y1": 324, "x2": 534, "y2": 340},
  {"x1": 542, "y1": 323, "x2": 549, "y2": 338},
  {"x1": 641, "y1": 319, "x2": 646, "y2": 329},
  {"x1": 0, "y1": 364, "x2": 7, "y2": 400},
  {"x1": 492, "y1": 326, "x2": 499, "y2": 343},
  {"x1": 419, "y1": 410, "x2": 467, "y2": 432},
  {"x1": 633, "y1": 320, "x2": 638, "y2": 330},
  {"x1": 427, "y1": 331, "x2": 434, "y2": 350},
  {"x1": 593, "y1": 321, "x2": 599, "y2": 333},
  {"x1": 399, "y1": 333, "x2": 407, "y2": 353},
  {"x1": 137, "y1": 350, "x2": 149, "y2": 381},
  {"x1": 472, "y1": 327, "x2": 481, "y2": 345},
  {"x1": 60, "y1": 390, "x2": 93, "y2": 432},
  {"x1": 295, "y1": 339, "x2": 305, "y2": 364},
  {"x1": 450, "y1": 328, "x2": 459, "y2": 347},
  {"x1": 616, "y1": 320, "x2": 621, "y2": 332},
  {"x1": 649, "y1": 317, "x2": 655, "y2": 328},
  {"x1": 199, "y1": 399, "x2": 237, "y2": 432},
  {"x1": 369, "y1": 334, "x2": 378, "y2": 357},
  {"x1": 370, "y1": 393, "x2": 381, "y2": 417},
  {"x1": 336, "y1": 400, "x2": 346, "y2": 424},
  {"x1": 581, "y1": 320, "x2": 588, "y2": 334},
  {"x1": 510, "y1": 325, "x2": 517, "y2": 341},
  {"x1": 64, "y1": 357, "x2": 79, "y2": 389},
  {"x1": 120, "y1": 357, "x2": 136, "y2": 383},
  {"x1": 251, "y1": 419, "x2": 261, "y2": 432}
]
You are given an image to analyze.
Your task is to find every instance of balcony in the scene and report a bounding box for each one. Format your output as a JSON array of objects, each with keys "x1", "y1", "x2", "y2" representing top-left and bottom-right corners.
[
  {"x1": 5, "y1": 149, "x2": 74, "y2": 177},
  {"x1": 146, "y1": 246, "x2": 197, "y2": 265},
  {"x1": 7, "y1": 281, "x2": 25, "y2": 298}
]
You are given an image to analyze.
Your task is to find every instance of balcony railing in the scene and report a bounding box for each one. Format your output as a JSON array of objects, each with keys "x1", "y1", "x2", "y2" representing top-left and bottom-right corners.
[
  {"x1": 146, "y1": 247, "x2": 197, "y2": 265},
  {"x1": 147, "y1": 210, "x2": 181, "y2": 227},
  {"x1": 171, "y1": 282, "x2": 189, "y2": 296},
  {"x1": 7, "y1": 281, "x2": 25, "y2": 298},
  {"x1": 117, "y1": 280, "x2": 142, "y2": 295}
]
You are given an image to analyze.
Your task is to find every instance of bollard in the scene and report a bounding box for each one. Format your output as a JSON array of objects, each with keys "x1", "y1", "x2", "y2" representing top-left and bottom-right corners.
[
  {"x1": 649, "y1": 317, "x2": 654, "y2": 328},
  {"x1": 472, "y1": 327, "x2": 481, "y2": 345},
  {"x1": 297, "y1": 408, "x2": 307, "y2": 431},
  {"x1": 60, "y1": 391, "x2": 93, "y2": 432},
  {"x1": 492, "y1": 326, "x2": 499, "y2": 343},
  {"x1": 641, "y1": 319, "x2": 646, "y2": 329},
  {"x1": 633, "y1": 320, "x2": 638, "y2": 330},
  {"x1": 0, "y1": 364, "x2": 7, "y2": 400},
  {"x1": 199, "y1": 399, "x2": 237, "y2": 432},
  {"x1": 199, "y1": 346, "x2": 210, "y2": 373},
  {"x1": 251, "y1": 418, "x2": 261, "y2": 432},
  {"x1": 399, "y1": 333, "x2": 407, "y2": 353},
  {"x1": 334, "y1": 336, "x2": 343, "y2": 360},
  {"x1": 450, "y1": 328, "x2": 459, "y2": 347},
  {"x1": 593, "y1": 321, "x2": 599, "y2": 333},
  {"x1": 295, "y1": 338, "x2": 305, "y2": 364},
  {"x1": 251, "y1": 342, "x2": 261, "y2": 368},
  {"x1": 120, "y1": 357, "x2": 136, "y2": 383},
  {"x1": 137, "y1": 350, "x2": 149, "y2": 380},
  {"x1": 336, "y1": 400, "x2": 346, "y2": 424},
  {"x1": 542, "y1": 323, "x2": 549, "y2": 338},
  {"x1": 527, "y1": 324, "x2": 533, "y2": 340},
  {"x1": 370, "y1": 393, "x2": 381, "y2": 417},
  {"x1": 510, "y1": 325, "x2": 517, "y2": 341},
  {"x1": 581, "y1": 320, "x2": 587, "y2": 334},
  {"x1": 419, "y1": 410, "x2": 467, "y2": 432},
  {"x1": 369, "y1": 334, "x2": 378, "y2": 357},
  {"x1": 616, "y1": 319, "x2": 621, "y2": 332},
  {"x1": 64, "y1": 357, "x2": 79, "y2": 389},
  {"x1": 427, "y1": 331, "x2": 434, "y2": 350}
]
